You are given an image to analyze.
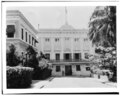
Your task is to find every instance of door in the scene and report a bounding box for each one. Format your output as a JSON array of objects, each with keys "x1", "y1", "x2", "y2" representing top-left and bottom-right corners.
[{"x1": 65, "y1": 65, "x2": 72, "y2": 76}]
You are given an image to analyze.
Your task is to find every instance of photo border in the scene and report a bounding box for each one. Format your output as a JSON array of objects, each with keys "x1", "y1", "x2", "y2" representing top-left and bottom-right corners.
[{"x1": 1, "y1": 1, "x2": 120, "y2": 95}]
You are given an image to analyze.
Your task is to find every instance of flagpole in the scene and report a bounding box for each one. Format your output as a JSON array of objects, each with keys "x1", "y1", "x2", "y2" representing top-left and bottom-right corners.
[{"x1": 65, "y1": 6, "x2": 68, "y2": 25}]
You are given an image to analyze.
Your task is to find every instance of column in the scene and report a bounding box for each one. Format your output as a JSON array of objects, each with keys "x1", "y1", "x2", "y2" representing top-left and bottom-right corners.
[
  {"x1": 60, "y1": 37, "x2": 64, "y2": 60},
  {"x1": 81, "y1": 37, "x2": 85, "y2": 60},
  {"x1": 71, "y1": 37, "x2": 74, "y2": 60},
  {"x1": 51, "y1": 37, "x2": 55, "y2": 60}
]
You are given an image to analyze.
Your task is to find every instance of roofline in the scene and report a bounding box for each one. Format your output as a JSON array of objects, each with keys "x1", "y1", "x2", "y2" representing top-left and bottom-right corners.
[
  {"x1": 38, "y1": 29, "x2": 88, "y2": 31},
  {"x1": 7, "y1": 10, "x2": 38, "y2": 34}
]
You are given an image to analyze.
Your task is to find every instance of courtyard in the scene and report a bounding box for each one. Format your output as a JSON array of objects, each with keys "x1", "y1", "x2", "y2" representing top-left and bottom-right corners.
[{"x1": 30, "y1": 76, "x2": 116, "y2": 89}]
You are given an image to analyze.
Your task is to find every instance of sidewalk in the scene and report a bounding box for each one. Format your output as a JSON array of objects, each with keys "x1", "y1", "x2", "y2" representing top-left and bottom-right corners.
[
  {"x1": 93, "y1": 74, "x2": 117, "y2": 87},
  {"x1": 30, "y1": 77, "x2": 54, "y2": 89}
]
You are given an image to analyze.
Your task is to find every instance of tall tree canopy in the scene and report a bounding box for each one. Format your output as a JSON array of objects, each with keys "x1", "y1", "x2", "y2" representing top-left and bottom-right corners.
[{"x1": 88, "y1": 6, "x2": 116, "y2": 48}]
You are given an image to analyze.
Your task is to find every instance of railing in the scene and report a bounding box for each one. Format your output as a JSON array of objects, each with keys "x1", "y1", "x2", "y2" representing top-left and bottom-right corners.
[{"x1": 49, "y1": 59, "x2": 90, "y2": 63}]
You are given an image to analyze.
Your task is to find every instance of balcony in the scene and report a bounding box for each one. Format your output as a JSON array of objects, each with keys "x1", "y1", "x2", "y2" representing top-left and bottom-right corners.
[{"x1": 49, "y1": 59, "x2": 90, "y2": 63}]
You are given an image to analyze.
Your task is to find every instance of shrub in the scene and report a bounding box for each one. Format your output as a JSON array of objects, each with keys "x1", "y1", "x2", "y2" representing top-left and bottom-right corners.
[
  {"x1": 109, "y1": 65, "x2": 117, "y2": 82},
  {"x1": 7, "y1": 66, "x2": 33, "y2": 88},
  {"x1": 7, "y1": 44, "x2": 20, "y2": 66},
  {"x1": 24, "y1": 45, "x2": 38, "y2": 69},
  {"x1": 33, "y1": 67, "x2": 52, "y2": 80}
]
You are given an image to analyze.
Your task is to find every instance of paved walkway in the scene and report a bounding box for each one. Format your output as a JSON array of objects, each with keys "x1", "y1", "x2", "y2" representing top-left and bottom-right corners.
[{"x1": 30, "y1": 76, "x2": 117, "y2": 88}]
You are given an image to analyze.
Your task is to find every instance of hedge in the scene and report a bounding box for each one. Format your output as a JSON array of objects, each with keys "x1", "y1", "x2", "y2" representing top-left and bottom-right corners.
[
  {"x1": 33, "y1": 67, "x2": 52, "y2": 80},
  {"x1": 7, "y1": 66, "x2": 33, "y2": 88}
]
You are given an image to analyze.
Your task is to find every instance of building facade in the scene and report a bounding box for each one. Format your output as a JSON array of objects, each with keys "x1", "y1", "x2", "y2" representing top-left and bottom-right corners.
[
  {"x1": 6, "y1": 10, "x2": 38, "y2": 55},
  {"x1": 37, "y1": 23, "x2": 95, "y2": 76}
]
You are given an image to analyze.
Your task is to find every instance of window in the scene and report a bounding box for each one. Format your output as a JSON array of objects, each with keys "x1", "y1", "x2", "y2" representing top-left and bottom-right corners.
[
  {"x1": 29, "y1": 35, "x2": 31, "y2": 44},
  {"x1": 74, "y1": 53, "x2": 80, "y2": 60},
  {"x1": 65, "y1": 37, "x2": 69, "y2": 40},
  {"x1": 85, "y1": 53, "x2": 89, "y2": 59},
  {"x1": 86, "y1": 67, "x2": 90, "y2": 71},
  {"x1": 74, "y1": 38, "x2": 79, "y2": 42},
  {"x1": 7, "y1": 33, "x2": 14, "y2": 38},
  {"x1": 56, "y1": 53, "x2": 60, "y2": 60},
  {"x1": 32, "y1": 37, "x2": 34, "y2": 45},
  {"x1": 21, "y1": 28, "x2": 24, "y2": 40},
  {"x1": 76, "y1": 65, "x2": 81, "y2": 71},
  {"x1": 26, "y1": 32, "x2": 27, "y2": 42},
  {"x1": 45, "y1": 53, "x2": 50, "y2": 60},
  {"x1": 55, "y1": 38, "x2": 59, "y2": 42},
  {"x1": 56, "y1": 66, "x2": 61, "y2": 72},
  {"x1": 34, "y1": 41, "x2": 36, "y2": 47},
  {"x1": 45, "y1": 38, "x2": 50, "y2": 42},
  {"x1": 6, "y1": 25, "x2": 15, "y2": 38}
]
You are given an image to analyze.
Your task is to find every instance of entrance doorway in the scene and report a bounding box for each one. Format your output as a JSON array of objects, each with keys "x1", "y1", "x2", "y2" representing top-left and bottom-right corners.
[{"x1": 65, "y1": 65, "x2": 72, "y2": 76}]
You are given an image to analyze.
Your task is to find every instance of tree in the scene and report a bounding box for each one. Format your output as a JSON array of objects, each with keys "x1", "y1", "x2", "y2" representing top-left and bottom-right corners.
[
  {"x1": 89, "y1": 6, "x2": 117, "y2": 82},
  {"x1": 7, "y1": 44, "x2": 20, "y2": 66},
  {"x1": 24, "y1": 45, "x2": 38, "y2": 68},
  {"x1": 89, "y1": 6, "x2": 116, "y2": 48}
]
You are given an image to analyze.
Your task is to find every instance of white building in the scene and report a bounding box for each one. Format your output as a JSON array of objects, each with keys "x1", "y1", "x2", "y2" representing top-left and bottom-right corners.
[
  {"x1": 37, "y1": 23, "x2": 95, "y2": 77},
  {"x1": 6, "y1": 10, "x2": 95, "y2": 77},
  {"x1": 6, "y1": 10, "x2": 38, "y2": 55}
]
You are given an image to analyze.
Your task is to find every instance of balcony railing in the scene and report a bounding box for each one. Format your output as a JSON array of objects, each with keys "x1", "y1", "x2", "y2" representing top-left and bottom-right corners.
[{"x1": 49, "y1": 59, "x2": 90, "y2": 63}]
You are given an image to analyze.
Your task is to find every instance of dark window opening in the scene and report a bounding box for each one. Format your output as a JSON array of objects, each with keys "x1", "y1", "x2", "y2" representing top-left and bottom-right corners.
[
  {"x1": 6, "y1": 25, "x2": 15, "y2": 38},
  {"x1": 56, "y1": 66, "x2": 60, "y2": 72},
  {"x1": 55, "y1": 38, "x2": 59, "y2": 42},
  {"x1": 29, "y1": 35, "x2": 31, "y2": 44},
  {"x1": 45, "y1": 38, "x2": 50, "y2": 42},
  {"x1": 32, "y1": 37, "x2": 34, "y2": 45},
  {"x1": 74, "y1": 38, "x2": 79, "y2": 42},
  {"x1": 7, "y1": 33, "x2": 14, "y2": 38},
  {"x1": 74, "y1": 53, "x2": 80, "y2": 60},
  {"x1": 56, "y1": 53, "x2": 60, "y2": 60},
  {"x1": 86, "y1": 67, "x2": 90, "y2": 71},
  {"x1": 45, "y1": 53, "x2": 50, "y2": 60},
  {"x1": 64, "y1": 53, "x2": 71, "y2": 60},
  {"x1": 85, "y1": 53, "x2": 89, "y2": 59},
  {"x1": 21, "y1": 28, "x2": 24, "y2": 40},
  {"x1": 26, "y1": 32, "x2": 27, "y2": 42},
  {"x1": 76, "y1": 65, "x2": 81, "y2": 71}
]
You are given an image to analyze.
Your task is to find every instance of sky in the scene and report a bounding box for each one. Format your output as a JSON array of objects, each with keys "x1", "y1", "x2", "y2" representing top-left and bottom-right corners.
[{"x1": 8, "y1": 6, "x2": 96, "y2": 29}]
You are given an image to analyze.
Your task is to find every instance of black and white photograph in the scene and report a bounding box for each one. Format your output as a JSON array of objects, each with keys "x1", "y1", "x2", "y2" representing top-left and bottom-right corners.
[{"x1": 1, "y1": 1, "x2": 119, "y2": 94}]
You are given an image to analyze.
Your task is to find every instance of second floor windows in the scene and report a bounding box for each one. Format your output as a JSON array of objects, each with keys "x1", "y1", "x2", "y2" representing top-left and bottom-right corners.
[
  {"x1": 55, "y1": 38, "x2": 59, "y2": 42},
  {"x1": 84, "y1": 53, "x2": 89, "y2": 59},
  {"x1": 29, "y1": 35, "x2": 31, "y2": 44},
  {"x1": 65, "y1": 37, "x2": 69, "y2": 41},
  {"x1": 21, "y1": 28, "x2": 24, "y2": 40},
  {"x1": 74, "y1": 38, "x2": 79, "y2": 42},
  {"x1": 26, "y1": 32, "x2": 27, "y2": 42},
  {"x1": 6, "y1": 25, "x2": 15, "y2": 38},
  {"x1": 45, "y1": 38, "x2": 50, "y2": 42}
]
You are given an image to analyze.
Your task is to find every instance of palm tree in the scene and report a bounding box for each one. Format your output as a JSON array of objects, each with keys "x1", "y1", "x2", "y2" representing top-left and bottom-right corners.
[{"x1": 88, "y1": 6, "x2": 116, "y2": 48}]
